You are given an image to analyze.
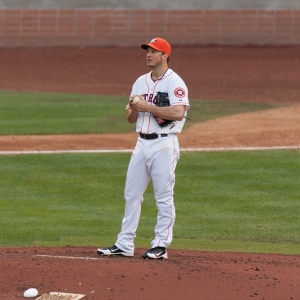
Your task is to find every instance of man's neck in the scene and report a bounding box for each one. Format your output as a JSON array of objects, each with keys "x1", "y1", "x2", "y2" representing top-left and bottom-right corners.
[{"x1": 151, "y1": 66, "x2": 169, "y2": 81}]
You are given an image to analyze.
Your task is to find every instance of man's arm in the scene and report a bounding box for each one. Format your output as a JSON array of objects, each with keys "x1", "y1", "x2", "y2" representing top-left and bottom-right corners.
[
  {"x1": 126, "y1": 108, "x2": 138, "y2": 124},
  {"x1": 126, "y1": 96, "x2": 139, "y2": 123},
  {"x1": 130, "y1": 97, "x2": 186, "y2": 121}
]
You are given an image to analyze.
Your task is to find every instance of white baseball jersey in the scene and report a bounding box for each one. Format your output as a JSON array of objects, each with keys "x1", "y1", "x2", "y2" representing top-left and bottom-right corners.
[{"x1": 128, "y1": 68, "x2": 189, "y2": 134}]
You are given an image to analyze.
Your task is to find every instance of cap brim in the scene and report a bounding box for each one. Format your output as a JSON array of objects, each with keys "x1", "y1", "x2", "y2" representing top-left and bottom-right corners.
[
  {"x1": 141, "y1": 43, "x2": 161, "y2": 52},
  {"x1": 141, "y1": 43, "x2": 149, "y2": 50}
]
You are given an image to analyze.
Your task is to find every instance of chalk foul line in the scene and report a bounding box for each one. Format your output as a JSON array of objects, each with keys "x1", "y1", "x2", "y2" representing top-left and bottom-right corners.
[
  {"x1": 34, "y1": 254, "x2": 103, "y2": 260},
  {"x1": 0, "y1": 145, "x2": 299, "y2": 155}
]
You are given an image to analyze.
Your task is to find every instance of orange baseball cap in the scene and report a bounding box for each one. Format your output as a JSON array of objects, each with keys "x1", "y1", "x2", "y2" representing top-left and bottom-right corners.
[{"x1": 141, "y1": 37, "x2": 171, "y2": 57}]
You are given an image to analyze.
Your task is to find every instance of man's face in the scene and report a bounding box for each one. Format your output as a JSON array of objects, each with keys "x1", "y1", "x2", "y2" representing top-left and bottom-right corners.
[{"x1": 146, "y1": 47, "x2": 165, "y2": 68}]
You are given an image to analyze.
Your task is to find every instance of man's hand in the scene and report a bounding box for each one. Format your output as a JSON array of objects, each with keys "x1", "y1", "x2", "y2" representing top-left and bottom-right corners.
[
  {"x1": 126, "y1": 95, "x2": 141, "y2": 123},
  {"x1": 130, "y1": 96, "x2": 149, "y2": 112}
]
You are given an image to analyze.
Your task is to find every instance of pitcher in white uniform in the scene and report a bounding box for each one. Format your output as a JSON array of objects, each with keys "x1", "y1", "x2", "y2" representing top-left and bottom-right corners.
[{"x1": 97, "y1": 37, "x2": 190, "y2": 259}]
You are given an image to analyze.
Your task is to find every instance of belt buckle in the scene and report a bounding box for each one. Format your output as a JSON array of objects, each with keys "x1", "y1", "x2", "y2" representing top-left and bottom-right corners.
[
  {"x1": 149, "y1": 133, "x2": 158, "y2": 139},
  {"x1": 140, "y1": 133, "x2": 158, "y2": 139}
]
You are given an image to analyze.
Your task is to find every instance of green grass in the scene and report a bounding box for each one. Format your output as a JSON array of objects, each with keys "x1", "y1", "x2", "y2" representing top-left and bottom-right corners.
[
  {"x1": 0, "y1": 89, "x2": 297, "y2": 255},
  {"x1": 0, "y1": 91, "x2": 134, "y2": 134},
  {"x1": 0, "y1": 151, "x2": 299, "y2": 255},
  {"x1": 0, "y1": 90, "x2": 277, "y2": 135}
]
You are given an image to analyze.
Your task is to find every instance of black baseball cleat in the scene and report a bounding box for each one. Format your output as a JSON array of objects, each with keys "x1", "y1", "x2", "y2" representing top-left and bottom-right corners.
[
  {"x1": 97, "y1": 245, "x2": 134, "y2": 257},
  {"x1": 141, "y1": 247, "x2": 168, "y2": 259}
]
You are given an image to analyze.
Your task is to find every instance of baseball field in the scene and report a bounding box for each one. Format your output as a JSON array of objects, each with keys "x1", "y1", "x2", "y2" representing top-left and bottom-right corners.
[{"x1": 0, "y1": 46, "x2": 300, "y2": 299}]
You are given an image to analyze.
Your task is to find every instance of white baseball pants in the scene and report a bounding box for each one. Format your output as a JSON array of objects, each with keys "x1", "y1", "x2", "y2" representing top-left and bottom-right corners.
[{"x1": 115, "y1": 134, "x2": 180, "y2": 253}]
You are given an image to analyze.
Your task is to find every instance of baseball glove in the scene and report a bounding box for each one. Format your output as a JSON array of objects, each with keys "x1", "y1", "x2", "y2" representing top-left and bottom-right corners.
[{"x1": 153, "y1": 92, "x2": 173, "y2": 127}]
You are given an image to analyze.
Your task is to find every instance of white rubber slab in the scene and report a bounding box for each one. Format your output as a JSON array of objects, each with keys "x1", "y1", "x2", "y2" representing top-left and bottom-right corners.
[{"x1": 36, "y1": 292, "x2": 85, "y2": 300}]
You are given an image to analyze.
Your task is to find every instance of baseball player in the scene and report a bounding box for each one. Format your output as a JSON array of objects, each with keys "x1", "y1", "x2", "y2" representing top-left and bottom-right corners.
[{"x1": 97, "y1": 37, "x2": 190, "y2": 259}]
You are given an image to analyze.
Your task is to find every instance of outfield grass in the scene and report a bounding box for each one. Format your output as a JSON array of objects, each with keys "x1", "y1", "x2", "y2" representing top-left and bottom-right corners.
[
  {"x1": 0, "y1": 151, "x2": 299, "y2": 254},
  {"x1": 0, "y1": 90, "x2": 277, "y2": 135}
]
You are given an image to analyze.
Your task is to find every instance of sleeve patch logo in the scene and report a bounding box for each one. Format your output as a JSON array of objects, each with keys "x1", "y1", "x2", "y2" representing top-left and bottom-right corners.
[{"x1": 174, "y1": 88, "x2": 186, "y2": 98}]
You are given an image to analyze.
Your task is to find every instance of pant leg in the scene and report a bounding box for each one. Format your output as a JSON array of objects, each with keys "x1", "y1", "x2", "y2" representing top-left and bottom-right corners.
[
  {"x1": 150, "y1": 136, "x2": 180, "y2": 248},
  {"x1": 116, "y1": 139, "x2": 151, "y2": 253}
]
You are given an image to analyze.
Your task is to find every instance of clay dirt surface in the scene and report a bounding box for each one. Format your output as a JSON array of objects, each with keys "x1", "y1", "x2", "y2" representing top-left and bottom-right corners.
[{"x1": 0, "y1": 46, "x2": 299, "y2": 299}]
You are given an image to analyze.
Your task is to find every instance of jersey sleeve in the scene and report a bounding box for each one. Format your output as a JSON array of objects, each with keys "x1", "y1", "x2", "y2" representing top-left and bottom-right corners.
[
  {"x1": 167, "y1": 74, "x2": 190, "y2": 110},
  {"x1": 126, "y1": 78, "x2": 139, "y2": 110},
  {"x1": 126, "y1": 76, "x2": 145, "y2": 110}
]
